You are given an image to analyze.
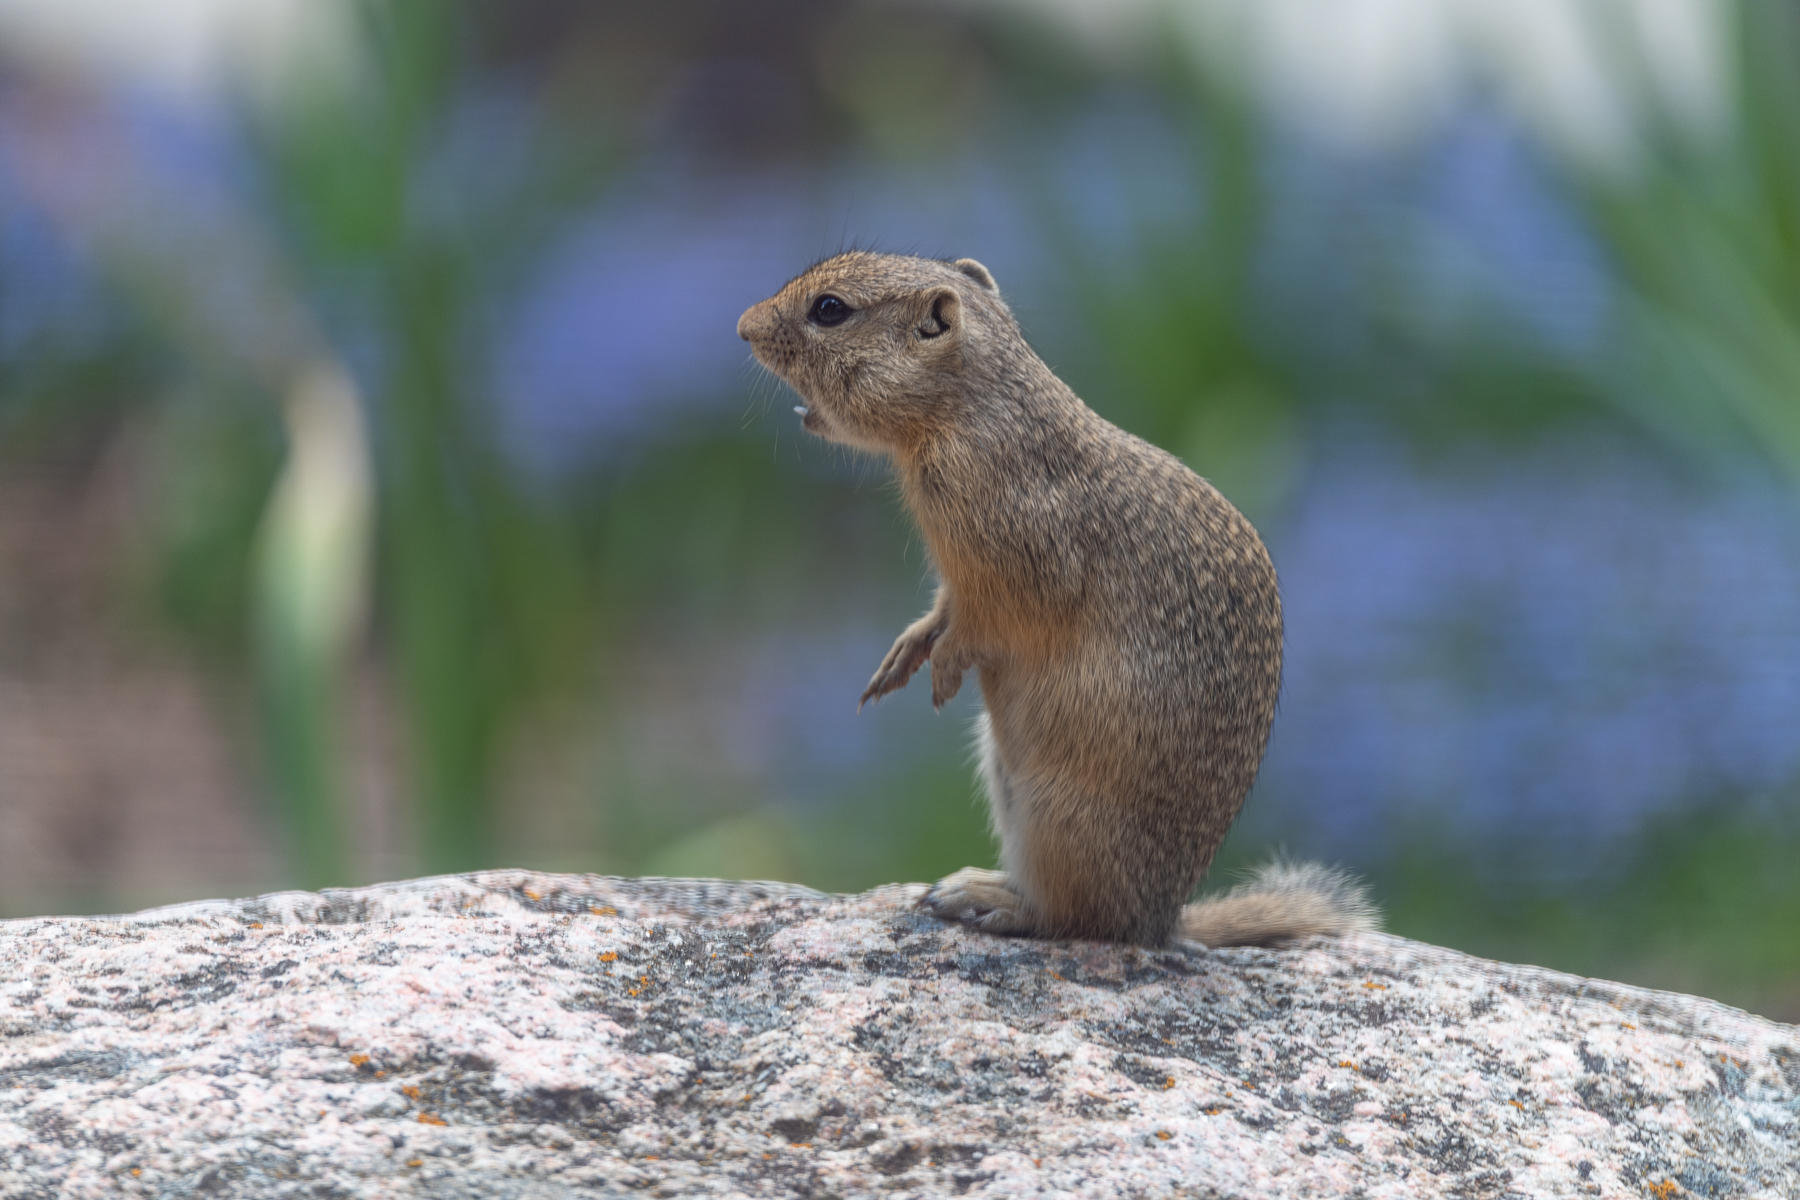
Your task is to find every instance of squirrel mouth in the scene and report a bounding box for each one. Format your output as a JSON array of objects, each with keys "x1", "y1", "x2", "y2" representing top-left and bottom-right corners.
[{"x1": 795, "y1": 404, "x2": 826, "y2": 434}]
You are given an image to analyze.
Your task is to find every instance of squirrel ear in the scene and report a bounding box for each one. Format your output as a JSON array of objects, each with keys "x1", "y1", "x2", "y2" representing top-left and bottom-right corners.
[
  {"x1": 952, "y1": 258, "x2": 998, "y2": 294},
  {"x1": 919, "y1": 288, "x2": 960, "y2": 339}
]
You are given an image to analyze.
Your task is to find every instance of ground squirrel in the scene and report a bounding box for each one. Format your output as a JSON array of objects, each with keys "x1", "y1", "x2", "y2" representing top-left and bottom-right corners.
[{"x1": 738, "y1": 251, "x2": 1376, "y2": 947}]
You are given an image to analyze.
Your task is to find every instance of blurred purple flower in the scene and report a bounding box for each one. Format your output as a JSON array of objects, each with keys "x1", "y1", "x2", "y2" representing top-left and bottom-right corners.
[{"x1": 1252, "y1": 432, "x2": 1800, "y2": 872}]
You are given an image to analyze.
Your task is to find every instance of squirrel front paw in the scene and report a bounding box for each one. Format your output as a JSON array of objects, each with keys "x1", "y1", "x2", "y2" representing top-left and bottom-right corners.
[
  {"x1": 928, "y1": 636, "x2": 971, "y2": 710},
  {"x1": 860, "y1": 613, "x2": 945, "y2": 710}
]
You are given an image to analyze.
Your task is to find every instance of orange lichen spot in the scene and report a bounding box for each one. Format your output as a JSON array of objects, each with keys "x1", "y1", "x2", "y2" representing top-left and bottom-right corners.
[
  {"x1": 1241, "y1": 1080, "x2": 1255, "y2": 1089},
  {"x1": 643, "y1": 1155, "x2": 659, "y2": 1161},
  {"x1": 627, "y1": 987, "x2": 641, "y2": 997},
  {"x1": 1034, "y1": 1159, "x2": 1042, "y2": 1168},
  {"x1": 1719, "y1": 1054, "x2": 1729, "y2": 1064},
  {"x1": 402, "y1": 1085, "x2": 422, "y2": 1100},
  {"x1": 1508, "y1": 1099, "x2": 1523, "y2": 1110},
  {"x1": 1154, "y1": 1130, "x2": 1173, "y2": 1141},
  {"x1": 375, "y1": 1070, "x2": 386, "y2": 1078},
  {"x1": 1362, "y1": 982, "x2": 1387, "y2": 990},
  {"x1": 130, "y1": 1168, "x2": 141, "y2": 1177},
  {"x1": 1204, "y1": 1107, "x2": 1224, "y2": 1116},
  {"x1": 640, "y1": 975, "x2": 649, "y2": 985},
  {"x1": 349, "y1": 1054, "x2": 371, "y2": 1067},
  {"x1": 406, "y1": 1158, "x2": 423, "y2": 1168},
  {"x1": 1621, "y1": 1023, "x2": 1636, "y2": 1031},
  {"x1": 1339, "y1": 1061, "x2": 1358, "y2": 1071},
  {"x1": 1647, "y1": 1179, "x2": 1679, "y2": 1199},
  {"x1": 763, "y1": 1153, "x2": 773, "y2": 1160},
  {"x1": 742, "y1": 1094, "x2": 753, "y2": 1102},
  {"x1": 417, "y1": 1113, "x2": 447, "y2": 1127},
  {"x1": 599, "y1": 952, "x2": 618, "y2": 963},
  {"x1": 790, "y1": 1143, "x2": 812, "y2": 1150},
  {"x1": 1674, "y1": 1059, "x2": 1684, "y2": 1068},
  {"x1": 524, "y1": 889, "x2": 542, "y2": 901},
  {"x1": 249, "y1": 922, "x2": 263, "y2": 930},
  {"x1": 590, "y1": 905, "x2": 617, "y2": 916},
  {"x1": 1163, "y1": 1077, "x2": 1176, "y2": 1089}
]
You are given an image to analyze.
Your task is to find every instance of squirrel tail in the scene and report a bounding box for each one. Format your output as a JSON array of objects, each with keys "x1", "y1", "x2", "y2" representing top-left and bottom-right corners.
[{"x1": 1179, "y1": 858, "x2": 1380, "y2": 947}]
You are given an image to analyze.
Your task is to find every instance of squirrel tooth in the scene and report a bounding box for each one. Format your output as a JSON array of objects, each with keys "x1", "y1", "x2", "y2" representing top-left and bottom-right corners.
[{"x1": 794, "y1": 405, "x2": 809, "y2": 416}]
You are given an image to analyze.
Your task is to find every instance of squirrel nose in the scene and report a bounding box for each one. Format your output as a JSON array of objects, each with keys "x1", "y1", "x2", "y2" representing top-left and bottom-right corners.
[{"x1": 737, "y1": 301, "x2": 772, "y2": 342}]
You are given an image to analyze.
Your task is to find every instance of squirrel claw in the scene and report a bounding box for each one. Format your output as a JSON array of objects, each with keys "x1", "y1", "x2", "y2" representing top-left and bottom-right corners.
[{"x1": 861, "y1": 618, "x2": 943, "y2": 710}]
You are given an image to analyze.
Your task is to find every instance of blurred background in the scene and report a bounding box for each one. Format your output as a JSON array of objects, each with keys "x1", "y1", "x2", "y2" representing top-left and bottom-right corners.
[{"x1": 0, "y1": 0, "x2": 1795, "y2": 1017}]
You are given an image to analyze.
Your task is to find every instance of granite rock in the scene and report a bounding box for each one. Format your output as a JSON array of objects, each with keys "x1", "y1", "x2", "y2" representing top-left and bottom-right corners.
[{"x1": 1, "y1": 871, "x2": 1795, "y2": 1198}]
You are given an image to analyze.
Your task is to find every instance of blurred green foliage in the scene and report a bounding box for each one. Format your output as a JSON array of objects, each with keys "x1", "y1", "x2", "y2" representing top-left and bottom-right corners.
[
  {"x1": 243, "y1": 3, "x2": 621, "y2": 879},
  {"x1": 1574, "y1": 0, "x2": 1800, "y2": 485},
  {"x1": 1381, "y1": 802, "x2": 1800, "y2": 1020}
]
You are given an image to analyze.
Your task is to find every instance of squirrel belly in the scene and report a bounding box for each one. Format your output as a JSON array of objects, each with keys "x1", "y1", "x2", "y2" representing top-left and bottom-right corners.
[{"x1": 739, "y1": 250, "x2": 1378, "y2": 948}]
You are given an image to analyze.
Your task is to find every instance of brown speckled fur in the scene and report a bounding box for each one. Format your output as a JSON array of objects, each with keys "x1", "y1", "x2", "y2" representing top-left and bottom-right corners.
[{"x1": 738, "y1": 251, "x2": 1376, "y2": 947}]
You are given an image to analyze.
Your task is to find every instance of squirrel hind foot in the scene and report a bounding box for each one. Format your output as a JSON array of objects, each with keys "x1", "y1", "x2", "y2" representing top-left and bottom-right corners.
[
  {"x1": 922, "y1": 867, "x2": 1041, "y2": 937},
  {"x1": 1180, "y1": 859, "x2": 1380, "y2": 948}
]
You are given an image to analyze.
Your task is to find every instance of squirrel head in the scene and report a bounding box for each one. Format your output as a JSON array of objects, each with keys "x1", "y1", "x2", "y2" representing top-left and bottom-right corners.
[{"x1": 738, "y1": 251, "x2": 1008, "y2": 454}]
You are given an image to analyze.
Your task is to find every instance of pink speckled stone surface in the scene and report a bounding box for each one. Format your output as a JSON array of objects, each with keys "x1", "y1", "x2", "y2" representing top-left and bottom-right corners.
[{"x1": 1, "y1": 871, "x2": 1795, "y2": 1198}]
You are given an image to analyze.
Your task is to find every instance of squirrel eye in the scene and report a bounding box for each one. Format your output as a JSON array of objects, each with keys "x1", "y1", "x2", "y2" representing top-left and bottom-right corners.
[{"x1": 807, "y1": 294, "x2": 851, "y2": 327}]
